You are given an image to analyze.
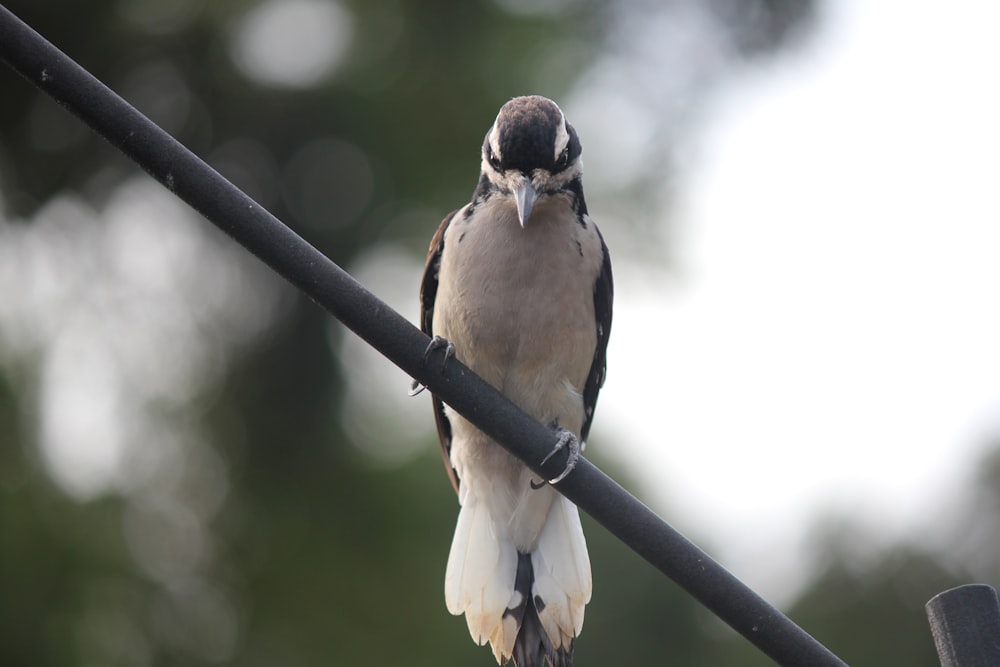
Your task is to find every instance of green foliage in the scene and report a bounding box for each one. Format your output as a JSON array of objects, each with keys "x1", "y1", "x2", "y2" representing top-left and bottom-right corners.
[
  {"x1": 786, "y1": 547, "x2": 953, "y2": 666},
  {"x1": 3, "y1": 1, "x2": 981, "y2": 666}
]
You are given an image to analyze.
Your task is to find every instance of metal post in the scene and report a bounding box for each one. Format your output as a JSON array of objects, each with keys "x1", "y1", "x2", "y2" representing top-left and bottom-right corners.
[{"x1": 927, "y1": 584, "x2": 1000, "y2": 667}]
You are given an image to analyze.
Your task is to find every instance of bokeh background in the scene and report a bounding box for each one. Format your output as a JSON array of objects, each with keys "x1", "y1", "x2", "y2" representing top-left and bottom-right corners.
[{"x1": 2, "y1": 0, "x2": 999, "y2": 665}]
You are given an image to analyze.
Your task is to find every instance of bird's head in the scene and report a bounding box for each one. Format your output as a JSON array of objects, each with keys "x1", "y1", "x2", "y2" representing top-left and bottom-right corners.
[{"x1": 481, "y1": 95, "x2": 583, "y2": 227}]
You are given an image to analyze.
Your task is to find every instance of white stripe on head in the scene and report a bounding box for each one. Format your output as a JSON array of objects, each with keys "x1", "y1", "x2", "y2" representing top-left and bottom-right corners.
[
  {"x1": 553, "y1": 109, "x2": 569, "y2": 160},
  {"x1": 488, "y1": 119, "x2": 502, "y2": 162}
]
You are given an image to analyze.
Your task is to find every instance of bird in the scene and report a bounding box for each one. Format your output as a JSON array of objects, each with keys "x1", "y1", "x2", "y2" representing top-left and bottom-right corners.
[{"x1": 418, "y1": 95, "x2": 613, "y2": 666}]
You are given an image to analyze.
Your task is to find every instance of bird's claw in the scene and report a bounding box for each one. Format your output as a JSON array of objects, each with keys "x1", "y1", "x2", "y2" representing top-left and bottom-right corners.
[
  {"x1": 408, "y1": 336, "x2": 456, "y2": 396},
  {"x1": 424, "y1": 335, "x2": 456, "y2": 367},
  {"x1": 536, "y1": 428, "x2": 581, "y2": 486}
]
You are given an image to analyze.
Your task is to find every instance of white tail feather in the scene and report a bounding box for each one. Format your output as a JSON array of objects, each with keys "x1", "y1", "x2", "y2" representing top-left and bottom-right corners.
[
  {"x1": 445, "y1": 476, "x2": 591, "y2": 664},
  {"x1": 531, "y1": 495, "x2": 592, "y2": 648},
  {"x1": 444, "y1": 495, "x2": 518, "y2": 646}
]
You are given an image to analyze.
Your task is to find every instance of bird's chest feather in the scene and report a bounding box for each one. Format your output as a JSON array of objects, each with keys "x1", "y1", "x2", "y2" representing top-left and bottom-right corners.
[{"x1": 433, "y1": 197, "x2": 600, "y2": 398}]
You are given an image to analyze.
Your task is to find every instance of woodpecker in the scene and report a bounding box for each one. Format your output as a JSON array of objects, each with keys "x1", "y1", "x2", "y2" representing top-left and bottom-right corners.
[{"x1": 419, "y1": 95, "x2": 613, "y2": 667}]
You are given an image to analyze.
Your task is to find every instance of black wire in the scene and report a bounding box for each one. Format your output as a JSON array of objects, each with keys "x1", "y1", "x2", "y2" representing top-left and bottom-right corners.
[{"x1": 0, "y1": 6, "x2": 848, "y2": 666}]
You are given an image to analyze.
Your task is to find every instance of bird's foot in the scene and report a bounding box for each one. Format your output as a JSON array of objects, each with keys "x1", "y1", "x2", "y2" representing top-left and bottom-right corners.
[
  {"x1": 408, "y1": 336, "x2": 456, "y2": 396},
  {"x1": 533, "y1": 427, "x2": 581, "y2": 487},
  {"x1": 424, "y1": 336, "x2": 456, "y2": 366}
]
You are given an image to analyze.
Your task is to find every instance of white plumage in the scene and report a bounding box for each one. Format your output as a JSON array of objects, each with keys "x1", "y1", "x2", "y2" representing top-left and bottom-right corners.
[{"x1": 443, "y1": 421, "x2": 592, "y2": 660}]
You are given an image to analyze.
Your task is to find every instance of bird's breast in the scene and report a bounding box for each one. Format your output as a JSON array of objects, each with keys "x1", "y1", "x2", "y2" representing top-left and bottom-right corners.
[{"x1": 433, "y1": 196, "x2": 602, "y2": 425}]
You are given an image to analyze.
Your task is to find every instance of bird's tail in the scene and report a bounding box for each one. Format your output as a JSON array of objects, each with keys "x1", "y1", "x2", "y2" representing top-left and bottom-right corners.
[{"x1": 445, "y1": 493, "x2": 591, "y2": 666}]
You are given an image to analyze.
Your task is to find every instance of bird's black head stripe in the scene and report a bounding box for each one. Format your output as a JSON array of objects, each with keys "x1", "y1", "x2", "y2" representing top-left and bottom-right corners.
[{"x1": 494, "y1": 96, "x2": 566, "y2": 173}]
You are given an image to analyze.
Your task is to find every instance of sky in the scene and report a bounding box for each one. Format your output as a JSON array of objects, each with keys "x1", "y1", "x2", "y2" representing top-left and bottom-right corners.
[{"x1": 596, "y1": 0, "x2": 1000, "y2": 599}]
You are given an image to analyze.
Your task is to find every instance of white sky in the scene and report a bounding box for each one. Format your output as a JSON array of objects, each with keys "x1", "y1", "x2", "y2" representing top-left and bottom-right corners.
[{"x1": 598, "y1": 0, "x2": 1000, "y2": 598}]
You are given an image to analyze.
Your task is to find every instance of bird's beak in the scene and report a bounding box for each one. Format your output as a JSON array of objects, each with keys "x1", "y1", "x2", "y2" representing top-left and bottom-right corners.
[{"x1": 514, "y1": 181, "x2": 537, "y2": 228}]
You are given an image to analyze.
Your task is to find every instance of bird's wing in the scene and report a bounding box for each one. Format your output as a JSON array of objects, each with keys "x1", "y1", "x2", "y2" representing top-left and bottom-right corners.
[
  {"x1": 419, "y1": 208, "x2": 461, "y2": 495},
  {"x1": 580, "y1": 228, "x2": 613, "y2": 443}
]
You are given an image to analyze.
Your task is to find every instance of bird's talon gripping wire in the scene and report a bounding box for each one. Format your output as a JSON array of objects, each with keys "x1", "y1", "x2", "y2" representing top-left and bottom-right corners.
[
  {"x1": 533, "y1": 428, "x2": 581, "y2": 487},
  {"x1": 409, "y1": 336, "x2": 456, "y2": 396},
  {"x1": 424, "y1": 335, "x2": 456, "y2": 367}
]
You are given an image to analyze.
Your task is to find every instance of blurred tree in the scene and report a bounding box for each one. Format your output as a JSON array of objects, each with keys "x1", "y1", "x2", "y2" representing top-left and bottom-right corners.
[
  {"x1": 0, "y1": 1, "x2": 884, "y2": 666},
  {"x1": 783, "y1": 544, "x2": 954, "y2": 666},
  {"x1": 947, "y1": 444, "x2": 1000, "y2": 585}
]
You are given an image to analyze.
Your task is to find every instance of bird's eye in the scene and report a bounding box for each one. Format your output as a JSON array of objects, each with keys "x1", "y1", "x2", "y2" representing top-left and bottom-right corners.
[
  {"x1": 555, "y1": 147, "x2": 570, "y2": 169},
  {"x1": 486, "y1": 146, "x2": 501, "y2": 170}
]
